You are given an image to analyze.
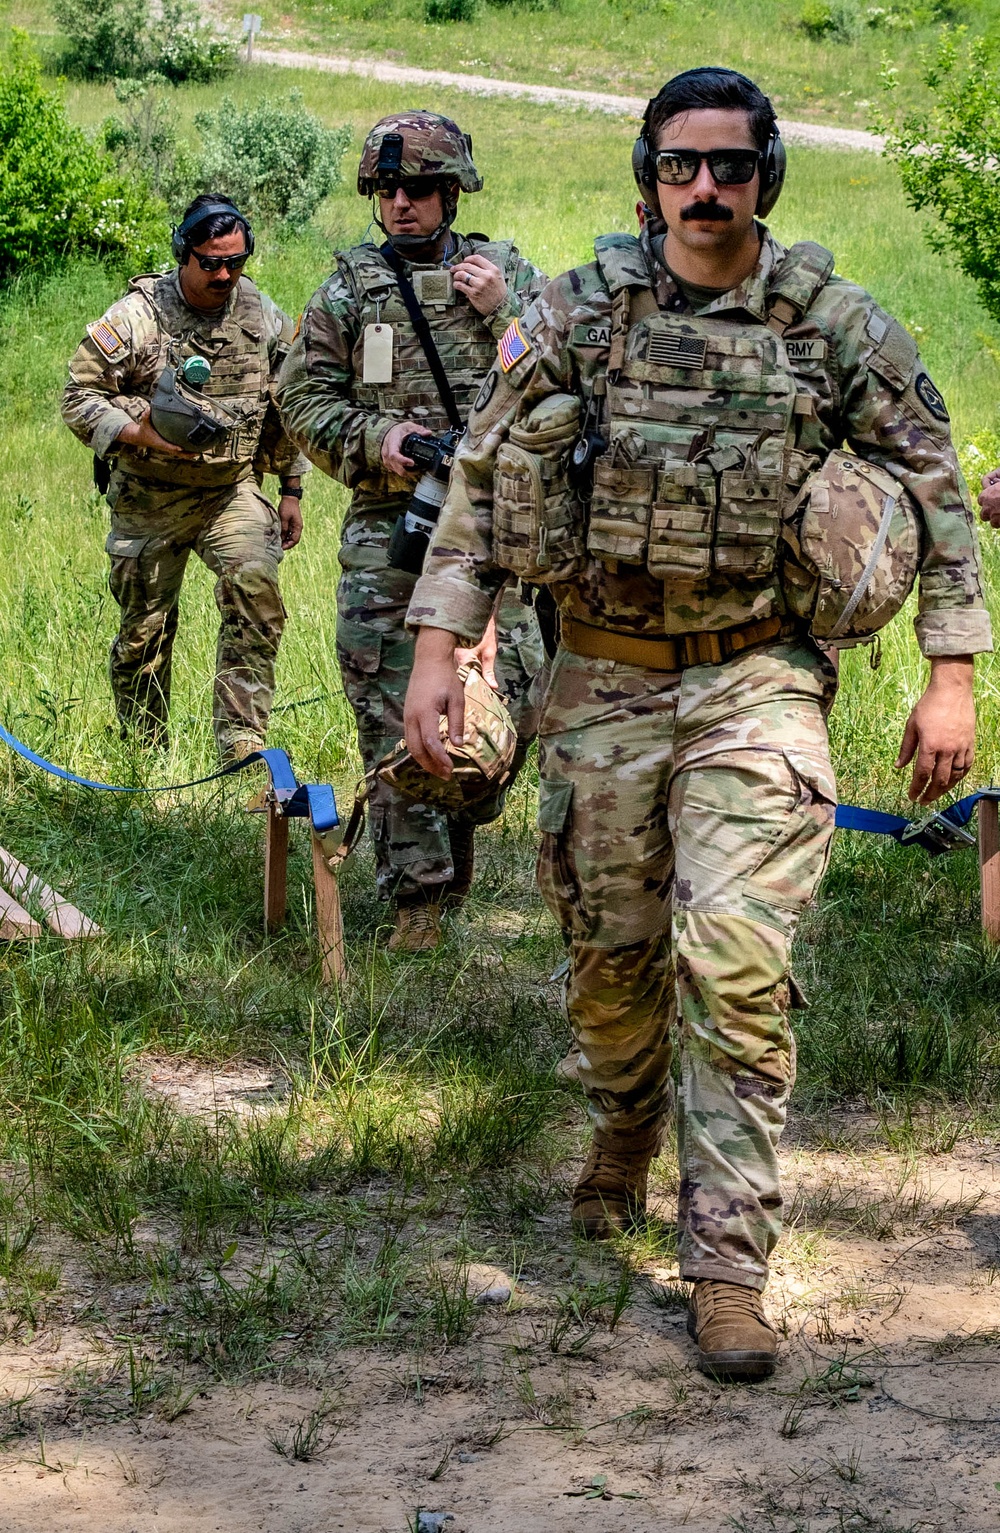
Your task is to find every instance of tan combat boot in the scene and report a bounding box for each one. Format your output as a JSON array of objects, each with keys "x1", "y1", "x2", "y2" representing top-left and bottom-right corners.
[
  {"x1": 571, "y1": 1123, "x2": 660, "y2": 1240},
  {"x1": 387, "y1": 898, "x2": 443, "y2": 954},
  {"x1": 687, "y1": 1280, "x2": 777, "y2": 1383}
]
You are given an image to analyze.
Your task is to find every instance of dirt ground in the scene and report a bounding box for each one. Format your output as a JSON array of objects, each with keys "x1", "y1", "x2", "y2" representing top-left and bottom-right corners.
[{"x1": 1, "y1": 1088, "x2": 999, "y2": 1533}]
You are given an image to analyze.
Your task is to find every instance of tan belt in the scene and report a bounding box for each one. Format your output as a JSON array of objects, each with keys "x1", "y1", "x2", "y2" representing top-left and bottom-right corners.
[{"x1": 560, "y1": 614, "x2": 798, "y2": 671}]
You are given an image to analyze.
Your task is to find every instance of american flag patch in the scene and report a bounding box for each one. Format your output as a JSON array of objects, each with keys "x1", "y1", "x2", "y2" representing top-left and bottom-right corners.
[
  {"x1": 498, "y1": 318, "x2": 532, "y2": 374},
  {"x1": 646, "y1": 331, "x2": 708, "y2": 370},
  {"x1": 87, "y1": 318, "x2": 126, "y2": 358}
]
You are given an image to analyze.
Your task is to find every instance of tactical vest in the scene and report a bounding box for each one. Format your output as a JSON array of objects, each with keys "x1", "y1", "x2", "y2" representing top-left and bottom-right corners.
[
  {"x1": 337, "y1": 238, "x2": 521, "y2": 441},
  {"x1": 587, "y1": 234, "x2": 835, "y2": 593},
  {"x1": 119, "y1": 272, "x2": 271, "y2": 487}
]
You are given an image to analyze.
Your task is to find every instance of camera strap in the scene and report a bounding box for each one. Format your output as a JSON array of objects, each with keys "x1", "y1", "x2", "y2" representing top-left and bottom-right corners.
[{"x1": 381, "y1": 243, "x2": 463, "y2": 432}]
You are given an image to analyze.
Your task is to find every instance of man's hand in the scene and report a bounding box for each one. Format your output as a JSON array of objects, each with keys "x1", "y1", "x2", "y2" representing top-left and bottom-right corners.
[
  {"x1": 404, "y1": 626, "x2": 467, "y2": 778},
  {"x1": 896, "y1": 655, "x2": 975, "y2": 804},
  {"x1": 278, "y1": 494, "x2": 303, "y2": 550},
  {"x1": 381, "y1": 420, "x2": 433, "y2": 477},
  {"x1": 979, "y1": 467, "x2": 1000, "y2": 528},
  {"x1": 456, "y1": 614, "x2": 498, "y2": 688},
  {"x1": 451, "y1": 253, "x2": 508, "y2": 317},
  {"x1": 117, "y1": 406, "x2": 196, "y2": 458}
]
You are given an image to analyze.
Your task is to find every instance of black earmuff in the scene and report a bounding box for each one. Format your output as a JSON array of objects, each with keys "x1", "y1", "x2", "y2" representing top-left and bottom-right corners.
[
  {"x1": 170, "y1": 199, "x2": 255, "y2": 265},
  {"x1": 632, "y1": 95, "x2": 786, "y2": 219}
]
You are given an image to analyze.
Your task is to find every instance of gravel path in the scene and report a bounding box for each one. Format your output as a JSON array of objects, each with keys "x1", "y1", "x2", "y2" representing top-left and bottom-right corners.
[{"x1": 252, "y1": 46, "x2": 884, "y2": 153}]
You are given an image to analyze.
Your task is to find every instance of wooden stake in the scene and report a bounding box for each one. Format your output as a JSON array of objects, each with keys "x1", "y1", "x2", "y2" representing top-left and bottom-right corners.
[
  {"x1": 264, "y1": 801, "x2": 289, "y2": 933},
  {"x1": 0, "y1": 887, "x2": 42, "y2": 941},
  {"x1": 0, "y1": 845, "x2": 101, "y2": 938},
  {"x1": 980, "y1": 796, "x2": 1000, "y2": 944},
  {"x1": 311, "y1": 832, "x2": 346, "y2": 985}
]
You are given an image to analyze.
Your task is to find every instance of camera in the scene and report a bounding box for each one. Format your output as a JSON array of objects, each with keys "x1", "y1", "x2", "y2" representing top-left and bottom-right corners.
[{"x1": 387, "y1": 427, "x2": 463, "y2": 575}]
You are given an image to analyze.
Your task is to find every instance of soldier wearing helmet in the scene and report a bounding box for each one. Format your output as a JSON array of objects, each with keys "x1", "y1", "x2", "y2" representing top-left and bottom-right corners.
[
  {"x1": 404, "y1": 68, "x2": 991, "y2": 1377},
  {"x1": 277, "y1": 110, "x2": 548, "y2": 953},
  {"x1": 61, "y1": 194, "x2": 308, "y2": 762}
]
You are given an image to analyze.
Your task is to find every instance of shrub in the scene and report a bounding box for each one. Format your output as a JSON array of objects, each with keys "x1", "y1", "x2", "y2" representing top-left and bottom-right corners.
[
  {"x1": 0, "y1": 33, "x2": 161, "y2": 275},
  {"x1": 192, "y1": 92, "x2": 350, "y2": 231},
  {"x1": 879, "y1": 32, "x2": 1000, "y2": 324},
  {"x1": 101, "y1": 78, "x2": 198, "y2": 205},
  {"x1": 424, "y1": 0, "x2": 477, "y2": 18},
  {"x1": 799, "y1": 0, "x2": 957, "y2": 40},
  {"x1": 54, "y1": 0, "x2": 235, "y2": 84}
]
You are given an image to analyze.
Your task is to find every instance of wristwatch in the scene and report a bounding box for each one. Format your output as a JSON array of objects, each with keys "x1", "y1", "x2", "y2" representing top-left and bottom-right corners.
[{"x1": 280, "y1": 483, "x2": 303, "y2": 499}]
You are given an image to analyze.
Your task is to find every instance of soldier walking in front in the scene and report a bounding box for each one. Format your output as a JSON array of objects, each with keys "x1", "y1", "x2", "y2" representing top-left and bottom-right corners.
[
  {"x1": 404, "y1": 69, "x2": 992, "y2": 1379},
  {"x1": 62, "y1": 194, "x2": 307, "y2": 763},
  {"x1": 277, "y1": 112, "x2": 547, "y2": 952}
]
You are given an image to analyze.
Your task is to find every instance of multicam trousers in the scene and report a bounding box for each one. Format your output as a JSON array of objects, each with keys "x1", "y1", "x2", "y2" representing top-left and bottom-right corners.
[
  {"x1": 337, "y1": 563, "x2": 545, "y2": 901},
  {"x1": 536, "y1": 638, "x2": 838, "y2": 1290},
  {"x1": 105, "y1": 474, "x2": 286, "y2": 761}
]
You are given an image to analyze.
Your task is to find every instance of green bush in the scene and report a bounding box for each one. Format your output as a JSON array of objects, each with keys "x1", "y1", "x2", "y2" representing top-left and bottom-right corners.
[
  {"x1": 424, "y1": 0, "x2": 477, "y2": 19},
  {"x1": 54, "y1": 0, "x2": 235, "y2": 83},
  {"x1": 799, "y1": 0, "x2": 958, "y2": 40},
  {"x1": 0, "y1": 33, "x2": 161, "y2": 275},
  {"x1": 879, "y1": 32, "x2": 1000, "y2": 324},
  {"x1": 101, "y1": 79, "x2": 198, "y2": 205},
  {"x1": 193, "y1": 92, "x2": 350, "y2": 231}
]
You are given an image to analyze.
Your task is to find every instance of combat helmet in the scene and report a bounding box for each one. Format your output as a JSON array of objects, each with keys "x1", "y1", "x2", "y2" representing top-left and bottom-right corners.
[{"x1": 358, "y1": 110, "x2": 483, "y2": 250}]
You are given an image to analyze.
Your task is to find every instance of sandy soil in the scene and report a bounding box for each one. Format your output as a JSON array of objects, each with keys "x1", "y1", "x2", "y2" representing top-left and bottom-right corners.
[
  {"x1": 249, "y1": 47, "x2": 885, "y2": 153},
  {"x1": 1, "y1": 1087, "x2": 999, "y2": 1533}
]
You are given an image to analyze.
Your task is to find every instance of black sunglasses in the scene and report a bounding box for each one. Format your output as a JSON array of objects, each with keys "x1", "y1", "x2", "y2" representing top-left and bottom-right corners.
[
  {"x1": 192, "y1": 250, "x2": 251, "y2": 272},
  {"x1": 653, "y1": 149, "x2": 761, "y2": 187},
  {"x1": 374, "y1": 176, "x2": 441, "y2": 202}
]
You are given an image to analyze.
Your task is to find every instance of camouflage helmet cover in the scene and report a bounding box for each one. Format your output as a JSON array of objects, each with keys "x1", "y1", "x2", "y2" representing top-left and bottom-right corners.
[{"x1": 357, "y1": 111, "x2": 483, "y2": 195}]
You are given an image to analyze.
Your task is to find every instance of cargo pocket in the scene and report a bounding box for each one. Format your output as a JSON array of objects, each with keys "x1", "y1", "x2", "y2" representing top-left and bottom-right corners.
[
  {"x1": 536, "y1": 778, "x2": 587, "y2": 936},
  {"x1": 744, "y1": 748, "x2": 837, "y2": 914},
  {"x1": 586, "y1": 461, "x2": 654, "y2": 564},
  {"x1": 106, "y1": 532, "x2": 150, "y2": 608},
  {"x1": 647, "y1": 463, "x2": 716, "y2": 581},
  {"x1": 715, "y1": 472, "x2": 781, "y2": 578}
]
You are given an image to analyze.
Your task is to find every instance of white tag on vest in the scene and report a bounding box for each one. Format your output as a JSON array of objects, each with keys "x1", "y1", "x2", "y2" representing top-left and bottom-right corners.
[{"x1": 363, "y1": 323, "x2": 393, "y2": 384}]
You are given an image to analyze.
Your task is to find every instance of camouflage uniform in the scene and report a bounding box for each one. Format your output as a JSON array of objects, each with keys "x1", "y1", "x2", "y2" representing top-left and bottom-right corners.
[
  {"x1": 407, "y1": 224, "x2": 992, "y2": 1287},
  {"x1": 277, "y1": 227, "x2": 547, "y2": 900},
  {"x1": 62, "y1": 270, "x2": 307, "y2": 758}
]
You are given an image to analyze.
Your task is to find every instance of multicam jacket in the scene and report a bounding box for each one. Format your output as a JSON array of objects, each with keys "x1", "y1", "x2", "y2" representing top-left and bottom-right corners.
[
  {"x1": 275, "y1": 234, "x2": 547, "y2": 571},
  {"x1": 62, "y1": 270, "x2": 307, "y2": 490},
  {"x1": 408, "y1": 226, "x2": 992, "y2": 659}
]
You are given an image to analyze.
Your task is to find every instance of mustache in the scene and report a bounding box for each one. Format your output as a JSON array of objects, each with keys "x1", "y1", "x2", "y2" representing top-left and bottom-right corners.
[{"x1": 680, "y1": 202, "x2": 734, "y2": 222}]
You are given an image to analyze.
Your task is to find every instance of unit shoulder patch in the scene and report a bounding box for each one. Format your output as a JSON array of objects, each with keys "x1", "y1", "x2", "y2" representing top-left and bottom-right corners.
[
  {"x1": 915, "y1": 371, "x2": 950, "y2": 423},
  {"x1": 87, "y1": 318, "x2": 127, "y2": 359},
  {"x1": 571, "y1": 322, "x2": 612, "y2": 349},
  {"x1": 498, "y1": 317, "x2": 532, "y2": 374}
]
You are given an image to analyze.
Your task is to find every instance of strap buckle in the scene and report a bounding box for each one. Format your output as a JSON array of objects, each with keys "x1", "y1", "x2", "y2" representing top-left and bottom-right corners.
[{"x1": 900, "y1": 811, "x2": 976, "y2": 857}]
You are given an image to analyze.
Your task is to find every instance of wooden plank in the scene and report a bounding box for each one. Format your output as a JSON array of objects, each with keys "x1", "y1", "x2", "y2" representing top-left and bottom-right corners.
[
  {"x1": 980, "y1": 797, "x2": 1000, "y2": 944},
  {"x1": 311, "y1": 832, "x2": 346, "y2": 986},
  {"x1": 264, "y1": 802, "x2": 289, "y2": 933},
  {"x1": 0, "y1": 887, "x2": 42, "y2": 941},
  {"x1": 0, "y1": 845, "x2": 101, "y2": 938}
]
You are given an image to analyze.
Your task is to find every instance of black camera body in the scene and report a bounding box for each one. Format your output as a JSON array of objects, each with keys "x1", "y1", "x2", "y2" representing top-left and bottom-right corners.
[{"x1": 387, "y1": 427, "x2": 463, "y2": 575}]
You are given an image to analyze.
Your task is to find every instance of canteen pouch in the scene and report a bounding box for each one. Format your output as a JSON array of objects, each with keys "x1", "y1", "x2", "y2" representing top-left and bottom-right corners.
[
  {"x1": 781, "y1": 449, "x2": 920, "y2": 644},
  {"x1": 494, "y1": 393, "x2": 585, "y2": 582}
]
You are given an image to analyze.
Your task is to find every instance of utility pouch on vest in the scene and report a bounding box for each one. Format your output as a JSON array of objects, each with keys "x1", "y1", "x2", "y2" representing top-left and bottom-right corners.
[
  {"x1": 494, "y1": 393, "x2": 585, "y2": 582},
  {"x1": 782, "y1": 450, "x2": 920, "y2": 644}
]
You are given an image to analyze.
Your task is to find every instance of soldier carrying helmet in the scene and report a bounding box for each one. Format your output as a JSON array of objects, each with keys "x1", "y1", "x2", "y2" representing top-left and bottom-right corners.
[
  {"x1": 277, "y1": 110, "x2": 549, "y2": 953},
  {"x1": 61, "y1": 194, "x2": 307, "y2": 763},
  {"x1": 404, "y1": 69, "x2": 992, "y2": 1380}
]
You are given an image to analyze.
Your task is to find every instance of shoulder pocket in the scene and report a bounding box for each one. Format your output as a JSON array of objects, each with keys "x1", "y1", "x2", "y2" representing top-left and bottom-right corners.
[{"x1": 867, "y1": 313, "x2": 918, "y2": 392}]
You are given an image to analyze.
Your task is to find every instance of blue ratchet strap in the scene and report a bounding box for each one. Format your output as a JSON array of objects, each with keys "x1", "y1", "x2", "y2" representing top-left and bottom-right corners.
[
  {"x1": 834, "y1": 789, "x2": 1000, "y2": 856},
  {"x1": 0, "y1": 721, "x2": 338, "y2": 827}
]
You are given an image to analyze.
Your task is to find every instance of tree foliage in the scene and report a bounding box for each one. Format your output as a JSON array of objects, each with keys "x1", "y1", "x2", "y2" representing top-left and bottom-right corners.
[
  {"x1": 0, "y1": 34, "x2": 160, "y2": 276},
  {"x1": 53, "y1": 0, "x2": 235, "y2": 84},
  {"x1": 193, "y1": 93, "x2": 351, "y2": 231},
  {"x1": 879, "y1": 31, "x2": 1000, "y2": 323}
]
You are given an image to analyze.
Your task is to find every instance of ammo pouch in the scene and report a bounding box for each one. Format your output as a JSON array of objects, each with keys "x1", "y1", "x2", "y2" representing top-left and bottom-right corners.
[
  {"x1": 781, "y1": 449, "x2": 920, "y2": 645},
  {"x1": 494, "y1": 393, "x2": 586, "y2": 582}
]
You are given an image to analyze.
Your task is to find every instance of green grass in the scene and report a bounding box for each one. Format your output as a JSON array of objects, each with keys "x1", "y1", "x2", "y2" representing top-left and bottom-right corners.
[
  {"x1": 203, "y1": 0, "x2": 997, "y2": 130},
  {"x1": 0, "y1": 58, "x2": 998, "y2": 1402}
]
